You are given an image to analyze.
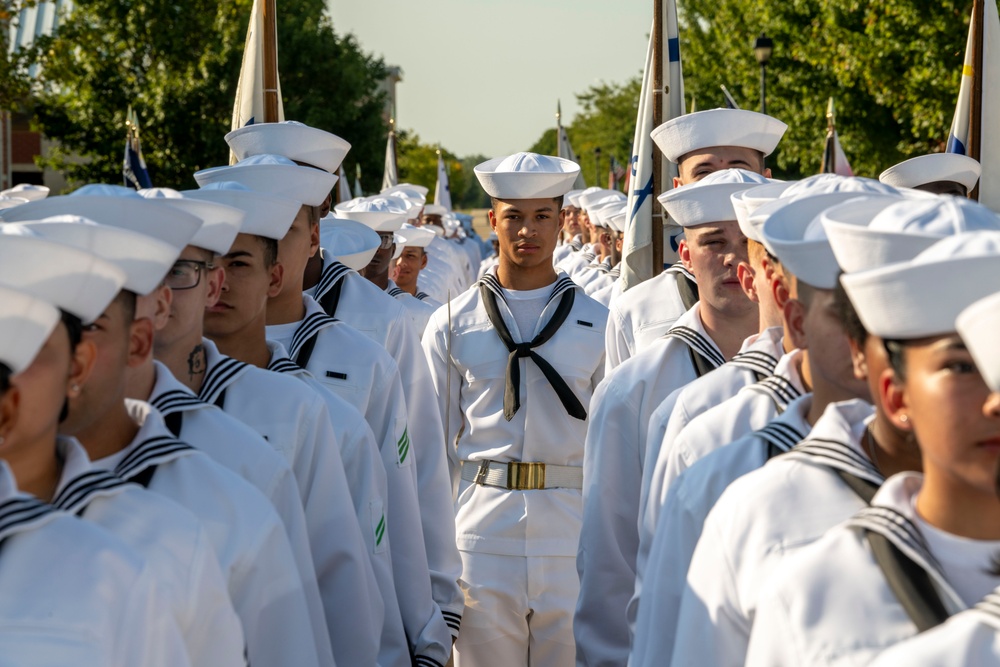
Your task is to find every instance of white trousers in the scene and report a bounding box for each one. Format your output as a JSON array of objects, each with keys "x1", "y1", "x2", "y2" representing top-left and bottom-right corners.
[{"x1": 454, "y1": 551, "x2": 579, "y2": 667}]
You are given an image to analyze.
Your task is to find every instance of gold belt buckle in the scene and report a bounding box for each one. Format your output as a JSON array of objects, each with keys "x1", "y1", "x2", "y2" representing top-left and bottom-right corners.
[
  {"x1": 474, "y1": 460, "x2": 490, "y2": 486},
  {"x1": 507, "y1": 462, "x2": 546, "y2": 490}
]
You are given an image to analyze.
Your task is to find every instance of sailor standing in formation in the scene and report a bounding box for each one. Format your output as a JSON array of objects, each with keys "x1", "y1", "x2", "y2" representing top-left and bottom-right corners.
[{"x1": 3, "y1": 98, "x2": 1000, "y2": 667}]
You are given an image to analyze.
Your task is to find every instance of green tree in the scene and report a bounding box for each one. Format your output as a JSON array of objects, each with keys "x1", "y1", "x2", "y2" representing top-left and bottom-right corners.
[
  {"x1": 22, "y1": 0, "x2": 388, "y2": 188},
  {"x1": 396, "y1": 129, "x2": 478, "y2": 209}
]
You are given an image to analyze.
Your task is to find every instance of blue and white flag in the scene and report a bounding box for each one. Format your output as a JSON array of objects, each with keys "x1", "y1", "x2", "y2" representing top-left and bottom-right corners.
[
  {"x1": 621, "y1": 6, "x2": 685, "y2": 291},
  {"x1": 948, "y1": 0, "x2": 1000, "y2": 210},
  {"x1": 337, "y1": 165, "x2": 351, "y2": 204},
  {"x1": 231, "y1": 0, "x2": 284, "y2": 134},
  {"x1": 123, "y1": 107, "x2": 152, "y2": 190}
]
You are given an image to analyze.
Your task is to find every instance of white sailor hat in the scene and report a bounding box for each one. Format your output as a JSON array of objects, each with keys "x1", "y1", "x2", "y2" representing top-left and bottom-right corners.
[
  {"x1": 580, "y1": 190, "x2": 626, "y2": 215},
  {"x1": 822, "y1": 195, "x2": 1000, "y2": 274},
  {"x1": 396, "y1": 223, "x2": 435, "y2": 248},
  {"x1": 957, "y1": 290, "x2": 1000, "y2": 392},
  {"x1": 382, "y1": 183, "x2": 429, "y2": 200},
  {"x1": 591, "y1": 200, "x2": 624, "y2": 229},
  {"x1": 474, "y1": 152, "x2": 581, "y2": 199},
  {"x1": 333, "y1": 196, "x2": 410, "y2": 232},
  {"x1": 225, "y1": 121, "x2": 351, "y2": 174},
  {"x1": 0, "y1": 285, "x2": 60, "y2": 375},
  {"x1": 606, "y1": 204, "x2": 628, "y2": 234},
  {"x1": 658, "y1": 168, "x2": 770, "y2": 227},
  {"x1": 570, "y1": 186, "x2": 601, "y2": 210},
  {"x1": 139, "y1": 188, "x2": 246, "y2": 255},
  {"x1": 731, "y1": 181, "x2": 793, "y2": 242},
  {"x1": 71, "y1": 184, "x2": 140, "y2": 198},
  {"x1": 0, "y1": 196, "x2": 29, "y2": 211},
  {"x1": 319, "y1": 216, "x2": 380, "y2": 271},
  {"x1": 382, "y1": 192, "x2": 425, "y2": 220},
  {"x1": 563, "y1": 189, "x2": 584, "y2": 209},
  {"x1": 761, "y1": 192, "x2": 888, "y2": 289},
  {"x1": 0, "y1": 193, "x2": 202, "y2": 250},
  {"x1": 422, "y1": 204, "x2": 449, "y2": 217},
  {"x1": 17, "y1": 215, "x2": 180, "y2": 296},
  {"x1": 193, "y1": 154, "x2": 336, "y2": 207},
  {"x1": 842, "y1": 231, "x2": 1000, "y2": 339},
  {"x1": 0, "y1": 226, "x2": 126, "y2": 323},
  {"x1": 879, "y1": 153, "x2": 981, "y2": 191},
  {"x1": 779, "y1": 174, "x2": 903, "y2": 200},
  {"x1": 651, "y1": 109, "x2": 787, "y2": 163},
  {"x1": 1, "y1": 183, "x2": 49, "y2": 202},
  {"x1": 181, "y1": 182, "x2": 301, "y2": 242}
]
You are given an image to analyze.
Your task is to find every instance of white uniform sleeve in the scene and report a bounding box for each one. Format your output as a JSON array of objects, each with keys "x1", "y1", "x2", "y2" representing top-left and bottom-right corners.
[
  {"x1": 298, "y1": 395, "x2": 385, "y2": 667},
  {"x1": 574, "y1": 378, "x2": 642, "y2": 667},
  {"x1": 743, "y1": 580, "x2": 803, "y2": 667},
  {"x1": 603, "y1": 300, "x2": 634, "y2": 373},
  {"x1": 115, "y1": 566, "x2": 196, "y2": 667},
  {"x1": 181, "y1": 524, "x2": 246, "y2": 667},
  {"x1": 422, "y1": 309, "x2": 464, "y2": 495}
]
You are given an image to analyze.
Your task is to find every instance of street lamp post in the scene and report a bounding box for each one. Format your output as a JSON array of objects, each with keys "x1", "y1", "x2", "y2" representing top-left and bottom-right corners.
[
  {"x1": 754, "y1": 33, "x2": 774, "y2": 116},
  {"x1": 594, "y1": 146, "x2": 602, "y2": 186}
]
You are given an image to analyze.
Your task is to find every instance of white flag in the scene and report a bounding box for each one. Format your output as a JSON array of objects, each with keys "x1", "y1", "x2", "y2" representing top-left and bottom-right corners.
[
  {"x1": 557, "y1": 101, "x2": 587, "y2": 189},
  {"x1": 231, "y1": 0, "x2": 284, "y2": 134},
  {"x1": 948, "y1": 0, "x2": 1000, "y2": 211},
  {"x1": 434, "y1": 152, "x2": 453, "y2": 210},
  {"x1": 337, "y1": 165, "x2": 351, "y2": 204},
  {"x1": 621, "y1": 6, "x2": 684, "y2": 291},
  {"x1": 382, "y1": 128, "x2": 398, "y2": 191}
]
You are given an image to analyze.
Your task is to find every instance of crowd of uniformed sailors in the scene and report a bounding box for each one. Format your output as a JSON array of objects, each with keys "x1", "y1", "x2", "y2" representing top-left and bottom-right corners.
[{"x1": 0, "y1": 110, "x2": 998, "y2": 666}]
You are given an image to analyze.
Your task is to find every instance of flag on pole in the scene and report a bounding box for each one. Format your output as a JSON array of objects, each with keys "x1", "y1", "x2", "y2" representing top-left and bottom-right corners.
[
  {"x1": 434, "y1": 150, "x2": 453, "y2": 210},
  {"x1": 947, "y1": 0, "x2": 1000, "y2": 210},
  {"x1": 337, "y1": 165, "x2": 352, "y2": 204},
  {"x1": 231, "y1": 0, "x2": 284, "y2": 134},
  {"x1": 721, "y1": 85, "x2": 741, "y2": 110},
  {"x1": 608, "y1": 156, "x2": 626, "y2": 190},
  {"x1": 556, "y1": 101, "x2": 587, "y2": 189},
  {"x1": 621, "y1": 4, "x2": 685, "y2": 291},
  {"x1": 382, "y1": 120, "x2": 399, "y2": 191},
  {"x1": 123, "y1": 106, "x2": 152, "y2": 190},
  {"x1": 820, "y1": 98, "x2": 854, "y2": 176},
  {"x1": 354, "y1": 164, "x2": 363, "y2": 197}
]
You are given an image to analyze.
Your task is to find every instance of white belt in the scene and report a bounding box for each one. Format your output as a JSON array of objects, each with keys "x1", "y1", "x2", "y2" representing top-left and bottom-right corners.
[{"x1": 460, "y1": 460, "x2": 583, "y2": 491}]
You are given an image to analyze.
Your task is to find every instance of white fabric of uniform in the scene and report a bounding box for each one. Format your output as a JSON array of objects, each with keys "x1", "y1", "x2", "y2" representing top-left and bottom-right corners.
[
  {"x1": 603, "y1": 264, "x2": 693, "y2": 371},
  {"x1": 308, "y1": 255, "x2": 465, "y2": 643},
  {"x1": 869, "y1": 589, "x2": 1000, "y2": 667},
  {"x1": 643, "y1": 346, "x2": 806, "y2": 533},
  {"x1": 144, "y1": 361, "x2": 321, "y2": 635},
  {"x1": 268, "y1": 294, "x2": 457, "y2": 666},
  {"x1": 53, "y1": 437, "x2": 245, "y2": 667},
  {"x1": 422, "y1": 270, "x2": 607, "y2": 667},
  {"x1": 265, "y1": 340, "x2": 410, "y2": 667},
  {"x1": 574, "y1": 303, "x2": 721, "y2": 667},
  {"x1": 477, "y1": 254, "x2": 499, "y2": 280},
  {"x1": 669, "y1": 399, "x2": 880, "y2": 667},
  {"x1": 746, "y1": 472, "x2": 987, "y2": 666},
  {"x1": 196, "y1": 337, "x2": 383, "y2": 667},
  {"x1": 93, "y1": 399, "x2": 332, "y2": 667},
  {"x1": 0, "y1": 462, "x2": 193, "y2": 667},
  {"x1": 629, "y1": 394, "x2": 812, "y2": 667},
  {"x1": 590, "y1": 276, "x2": 622, "y2": 308},
  {"x1": 386, "y1": 279, "x2": 436, "y2": 334}
]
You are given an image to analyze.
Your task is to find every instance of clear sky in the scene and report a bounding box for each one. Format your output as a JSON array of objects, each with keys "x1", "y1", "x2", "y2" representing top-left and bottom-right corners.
[{"x1": 327, "y1": 0, "x2": 652, "y2": 158}]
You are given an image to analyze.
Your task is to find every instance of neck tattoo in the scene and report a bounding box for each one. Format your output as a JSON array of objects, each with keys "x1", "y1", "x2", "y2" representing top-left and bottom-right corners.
[{"x1": 186, "y1": 344, "x2": 207, "y2": 381}]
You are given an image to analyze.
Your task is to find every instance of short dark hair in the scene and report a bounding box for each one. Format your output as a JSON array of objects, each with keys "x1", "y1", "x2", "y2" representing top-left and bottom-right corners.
[
  {"x1": 306, "y1": 204, "x2": 322, "y2": 227},
  {"x1": 255, "y1": 234, "x2": 279, "y2": 267},
  {"x1": 884, "y1": 339, "x2": 908, "y2": 382},
  {"x1": 115, "y1": 290, "x2": 137, "y2": 326},
  {"x1": 833, "y1": 276, "x2": 867, "y2": 345},
  {"x1": 793, "y1": 276, "x2": 816, "y2": 309},
  {"x1": 490, "y1": 196, "x2": 565, "y2": 213},
  {"x1": 60, "y1": 309, "x2": 83, "y2": 350},
  {"x1": 0, "y1": 362, "x2": 10, "y2": 394}
]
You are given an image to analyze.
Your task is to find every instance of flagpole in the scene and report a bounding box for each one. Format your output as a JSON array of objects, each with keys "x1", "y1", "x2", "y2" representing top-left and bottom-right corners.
[
  {"x1": 262, "y1": 0, "x2": 280, "y2": 123},
  {"x1": 969, "y1": 0, "x2": 985, "y2": 201},
  {"x1": 651, "y1": 0, "x2": 665, "y2": 276}
]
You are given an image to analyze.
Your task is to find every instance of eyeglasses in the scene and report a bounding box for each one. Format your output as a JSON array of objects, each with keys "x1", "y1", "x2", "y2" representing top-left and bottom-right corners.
[
  {"x1": 165, "y1": 260, "x2": 212, "y2": 290},
  {"x1": 377, "y1": 233, "x2": 395, "y2": 250}
]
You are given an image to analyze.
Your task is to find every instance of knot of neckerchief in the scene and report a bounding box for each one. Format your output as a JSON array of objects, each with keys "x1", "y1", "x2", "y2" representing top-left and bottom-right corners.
[{"x1": 480, "y1": 284, "x2": 587, "y2": 422}]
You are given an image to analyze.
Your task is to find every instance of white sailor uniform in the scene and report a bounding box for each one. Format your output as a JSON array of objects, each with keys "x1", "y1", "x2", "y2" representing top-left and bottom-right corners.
[
  {"x1": 387, "y1": 279, "x2": 437, "y2": 333},
  {"x1": 629, "y1": 394, "x2": 812, "y2": 667},
  {"x1": 589, "y1": 266, "x2": 621, "y2": 307},
  {"x1": 0, "y1": 462, "x2": 192, "y2": 667},
  {"x1": 422, "y1": 271, "x2": 607, "y2": 666},
  {"x1": 307, "y1": 260, "x2": 466, "y2": 643},
  {"x1": 264, "y1": 341, "x2": 412, "y2": 667},
  {"x1": 551, "y1": 234, "x2": 582, "y2": 266},
  {"x1": 194, "y1": 337, "x2": 384, "y2": 667},
  {"x1": 268, "y1": 294, "x2": 459, "y2": 665},
  {"x1": 746, "y1": 471, "x2": 995, "y2": 665},
  {"x1": 477, "y1": 254, "x2": 500, "y2": 280},
  {"x1": 92, "y1": 399, "x2": 333, "y2": 667},
  {"x1": 869, "y1": 587, "x2": 1000, "y2": 666},
  {"x1": 574, "y1": 303, "x2": 724, "y2": 667},
  {"x1": 603, "y1": 263, "x2": 697, "y2": 371},
  {"x1": 669, "y1": 399, "x2": 881, "y2": 667},
  {"x1": 52, "y1": 437, "x2": 245, "y2": 667}
]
